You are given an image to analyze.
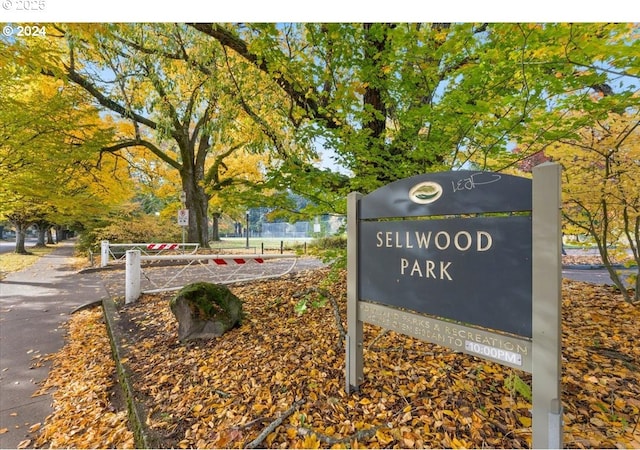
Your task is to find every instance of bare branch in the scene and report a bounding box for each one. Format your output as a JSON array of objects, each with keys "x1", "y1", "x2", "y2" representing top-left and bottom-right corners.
[
  {"x1": 101, "y1": 139, "x2": 181, "y2": 170},
  {"x1": 245, "y1": 399, "x2": 304, "y2": 449}
]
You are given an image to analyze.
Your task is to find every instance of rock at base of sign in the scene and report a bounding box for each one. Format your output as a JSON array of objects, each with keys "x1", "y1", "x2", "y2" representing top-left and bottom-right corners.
[{"x1": 169, "y1": 282, "x2": 243, "y2": 341}]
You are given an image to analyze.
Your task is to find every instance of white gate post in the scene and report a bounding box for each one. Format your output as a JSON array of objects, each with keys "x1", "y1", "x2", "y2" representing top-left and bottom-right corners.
[
  {"x1": 125, "y1": 250, "x2": 141, "y2": 304},
  {"x1": 100, "y1": 240, "x2": 110, "y2": 267}
]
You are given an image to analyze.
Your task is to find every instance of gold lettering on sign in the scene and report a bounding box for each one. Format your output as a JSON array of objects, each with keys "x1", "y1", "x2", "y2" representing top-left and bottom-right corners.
[
  {"x1": 374, "y1": 229, "x2": 494, "y2": 282},
  {"x1": 400, "y1": 259, "x2": 453, "y2": 281},
  {"x1": 375, "y1": 230, "x2": 493, "y2": 252}
]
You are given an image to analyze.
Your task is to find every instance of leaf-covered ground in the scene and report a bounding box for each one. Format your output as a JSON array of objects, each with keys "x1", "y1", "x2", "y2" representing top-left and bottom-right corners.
[
  {"x1": 33, "y1": 307, "x2": 134, "y2": 449},
  {"x1": 37, "y1": 267, "x2": 639, "y2": 449}
]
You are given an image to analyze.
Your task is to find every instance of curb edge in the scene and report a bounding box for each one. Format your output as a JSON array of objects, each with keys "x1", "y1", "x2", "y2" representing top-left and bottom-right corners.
[{"x1": 101, "y1": 297, "x2": 152, "y2": 449}]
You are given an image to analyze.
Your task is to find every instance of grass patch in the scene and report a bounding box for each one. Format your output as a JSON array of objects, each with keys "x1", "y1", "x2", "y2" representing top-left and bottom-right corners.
[
  {"x1": 0, "y1": 245, "x2": 56, "y2": 279},
  {"x1": 209, "y1": 237, "x2": 312, "y2": 253}
]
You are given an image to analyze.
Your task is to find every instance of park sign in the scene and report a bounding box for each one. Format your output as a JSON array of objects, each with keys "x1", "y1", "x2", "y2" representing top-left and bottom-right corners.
[{"x1": 346, "y1": 163, "x2": 563, "y2": 448}]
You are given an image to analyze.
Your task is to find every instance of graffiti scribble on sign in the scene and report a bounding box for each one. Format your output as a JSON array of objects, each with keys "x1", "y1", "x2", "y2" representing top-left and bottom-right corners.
[{"x1": 451, "y1": 172, "x2": 502, "y2": 193}]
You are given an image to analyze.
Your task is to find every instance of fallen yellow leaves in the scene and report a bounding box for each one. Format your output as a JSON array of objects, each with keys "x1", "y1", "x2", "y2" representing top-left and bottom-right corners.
[
  {"x1": 33, "y1": 308, "x2": 134, "y2": 449},
  {"x1": 36, "y1": 267, "x2": 640, "y2": 448}
]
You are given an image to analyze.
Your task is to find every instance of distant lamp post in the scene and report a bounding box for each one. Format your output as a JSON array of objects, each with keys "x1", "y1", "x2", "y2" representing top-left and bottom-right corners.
[{"x1": 245, "y1": 210, "x2": 250, "y2": 249}]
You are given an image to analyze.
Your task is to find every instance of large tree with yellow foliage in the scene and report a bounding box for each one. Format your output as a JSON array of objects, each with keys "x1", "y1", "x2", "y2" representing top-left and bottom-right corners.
[
  {"x1": 22, "y1": 23, "x2": 293, "y2": 246},
  {"x1": 0, "y1": 45, "x2": 132, "y2": 253}
]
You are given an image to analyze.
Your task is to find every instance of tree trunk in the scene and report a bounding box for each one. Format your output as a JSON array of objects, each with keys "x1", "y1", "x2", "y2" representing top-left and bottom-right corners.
[
  {"x1": 211, "y1": 212, "x2": 221, "y2": 241},
  {"x1": 55, "y1": 225, "x2": 63, "y2": 242},
  {"x1": 182, "y1": 173, "x2": 210, "y2": 248},
  {"x1": 46, "y1": 228, "x2": 55, "y2": 244},
  {"x1": 14, "y1": 223, "x2": 28, "y2": 254},
  {"x1": 36, "y1": 228, "x2": 46, "y2": 246},
  {"x1": 34, "y1": 221, "x2": 48, "y2": 247}
]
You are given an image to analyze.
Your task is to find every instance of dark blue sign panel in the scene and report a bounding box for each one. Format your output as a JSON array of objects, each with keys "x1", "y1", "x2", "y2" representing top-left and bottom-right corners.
[
  {"x1": 356, "y1": 170, "x2": 534, "y2": 338},
  {"x1": 359, "y1": 216, "x2": 532, "y2": 337}
]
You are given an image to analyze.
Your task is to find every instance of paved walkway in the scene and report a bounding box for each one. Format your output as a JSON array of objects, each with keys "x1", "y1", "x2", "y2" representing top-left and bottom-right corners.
[
  {"x1": 562, "y1": 248, "x2": 637, "y2": 288},
  {"x1": 0, "y1": 241, "x2": 108, "y2": 449}
]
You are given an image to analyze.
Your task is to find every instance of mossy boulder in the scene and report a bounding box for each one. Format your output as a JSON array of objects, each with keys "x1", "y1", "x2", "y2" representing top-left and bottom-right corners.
[{"x1": 169, "y1": 282, "x2": 243, "y2": 341}]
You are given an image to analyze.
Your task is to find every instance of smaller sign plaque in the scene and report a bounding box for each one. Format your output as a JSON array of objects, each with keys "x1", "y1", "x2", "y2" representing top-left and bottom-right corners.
[
  {"x1": 178, "y1": 209, "x2": 189, "y2": 226},
  {"x1": 358, "y1": 301, "x2": 532, "y2": 372}
]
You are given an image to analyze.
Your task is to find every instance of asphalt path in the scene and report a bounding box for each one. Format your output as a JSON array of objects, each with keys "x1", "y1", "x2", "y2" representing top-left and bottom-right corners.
[
  {"x1": 562, "y1": 247, "x2": 636, "y2": 288},
  {"x1": 562, "y1": 267, "x2": 636, "y2": 288},
  {"x1": 0, "y1": 238, "x2": 38, "y2": 255},
  {"x1": 0, "y1": 240, "x2": 108, "y2": 449}
]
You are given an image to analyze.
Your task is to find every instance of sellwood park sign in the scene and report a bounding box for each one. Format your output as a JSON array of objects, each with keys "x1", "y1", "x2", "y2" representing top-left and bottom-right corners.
[{"x1": 345, "y1": 163, "x2": 563, "y2": 448}]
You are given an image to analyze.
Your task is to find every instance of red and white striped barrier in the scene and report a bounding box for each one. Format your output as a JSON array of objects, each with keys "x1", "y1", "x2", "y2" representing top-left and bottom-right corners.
[
  {"x1": 146, "y1": 243, "x2": 180, "y2": 250},
  {"x1": 100, "y1": 241, "x2": 200, "y2": 267},
  {"x1": 211, "y1": 258, "x2": 264, "y2": 265}
]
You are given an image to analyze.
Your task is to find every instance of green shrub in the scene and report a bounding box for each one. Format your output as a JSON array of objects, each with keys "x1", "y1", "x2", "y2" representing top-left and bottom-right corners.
[{"x1": 310, "y1": 235, "x2": 347, "y2": 250}]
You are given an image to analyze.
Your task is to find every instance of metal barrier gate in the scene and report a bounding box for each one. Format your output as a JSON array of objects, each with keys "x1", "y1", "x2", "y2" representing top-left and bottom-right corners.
[{"x1": 124, "y1": 251, "x2": 298, "y2": 303}]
